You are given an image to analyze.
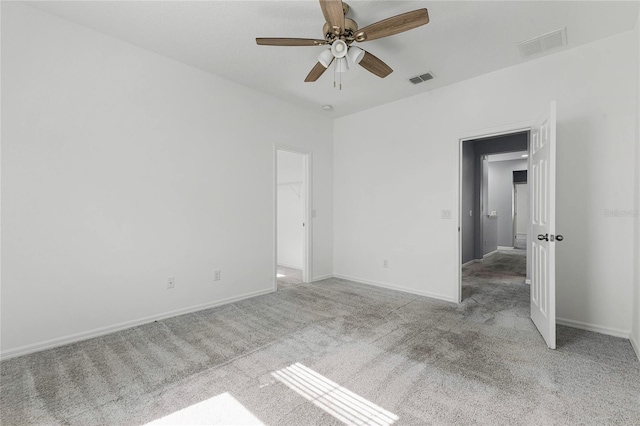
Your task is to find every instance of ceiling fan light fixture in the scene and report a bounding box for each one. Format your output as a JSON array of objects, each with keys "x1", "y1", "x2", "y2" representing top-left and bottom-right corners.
[
  {"x1": 318, "y1": 49, "x2": 334, "y2": 68},
  {"x1": 347, "y1": 46, "x2": 364, "y2": 65},
  {"x1": 335, "y1": 57, "x2": 349, "y2": 73},
  {"x1": 330, "y1": 40, "x2": 348, "y2": 58}
]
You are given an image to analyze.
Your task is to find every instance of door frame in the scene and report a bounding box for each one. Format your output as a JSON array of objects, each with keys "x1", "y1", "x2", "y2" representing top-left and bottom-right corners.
[
  {"x1": 274, "y1": 144, "x2": 313, "y2": 290},
  {"x1": 456, "y1": 121, "x2": 533, "y2": 303}
]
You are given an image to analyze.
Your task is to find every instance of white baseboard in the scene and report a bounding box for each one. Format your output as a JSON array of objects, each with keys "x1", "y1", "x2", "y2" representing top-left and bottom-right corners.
[
  {"x1": 631, "y1": 334, "x2": 640, "y2": 362},
  {"x1": 0, "y1": 288, "x2": 275, "y2": 360},
  {"x1": 461, "y1": 259, "x2": 477, "y2": 268},
  {"x1": 277, "y1": 262, "x2": 302, "y2": 270},
  {"x1": 556, "y1": 317, "x2": 631, "y2": 339},
  {"x1": 483, "y1": 250, "x2": 498, "y2": 259},
  {"x1": 333, "y1": 274, "x2": 457, "y2": 304},
  {"x1": 311, "y1": 274, "x2": 333, "y2": 282},
  {"x1": 497, "y1": 246, "x2": 514, "y2": 250}
]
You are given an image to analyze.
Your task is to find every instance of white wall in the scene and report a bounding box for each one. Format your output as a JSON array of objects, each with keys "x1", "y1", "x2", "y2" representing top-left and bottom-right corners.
[
  {"x1": 488, "y1": 159, "x2": 528, "y2": 247},
  {"x1": 277, "y1": 151, "x2": 304, "y2": 269},
  {"x1": 334, "y1": 29, "x2": 638, "y2": 335},
  {"x1": 0, "y1": 2, "x2": 333, "y2": 357},
  {"x1": 631, "y1": 12, "x2": 640, "y2": 360}
]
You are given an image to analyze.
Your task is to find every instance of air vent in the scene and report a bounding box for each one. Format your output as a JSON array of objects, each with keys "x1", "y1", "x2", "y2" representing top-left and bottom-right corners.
[
  {"x1": 409, "y1": 72, "x2": 434, "y2": 85},
  {"x1": 517, "y1": 28, "x2": 567, "y2": 58}
]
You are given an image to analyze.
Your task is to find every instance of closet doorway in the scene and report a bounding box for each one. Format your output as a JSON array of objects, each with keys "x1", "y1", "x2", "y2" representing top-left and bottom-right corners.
[{"x1": 275, "y1": 148, "x2": 311, "y2": 290}]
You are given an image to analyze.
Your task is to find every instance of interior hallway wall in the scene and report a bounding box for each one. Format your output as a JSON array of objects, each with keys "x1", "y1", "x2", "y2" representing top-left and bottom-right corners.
[
  {"x1": 1, "y1": 3, "x2": 334, "y2": 357},
  {"x1": 461, "y1": 143, "x2": 475, "y2": 264},
  {"x1": 334, "y1": 29, "x2": 637, "y2": 335},
  {"x1": 488, "y1": 159, "x2": 528, "y2": 247}
]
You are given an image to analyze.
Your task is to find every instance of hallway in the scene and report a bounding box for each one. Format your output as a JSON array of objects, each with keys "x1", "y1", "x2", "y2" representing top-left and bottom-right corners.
[{"x1": 460, "y1": 250, "x2": 530, "y2": 329}]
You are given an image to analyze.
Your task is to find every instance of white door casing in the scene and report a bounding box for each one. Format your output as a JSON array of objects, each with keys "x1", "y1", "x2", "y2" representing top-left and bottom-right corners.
[{"x1": 530, "y1": 101, "x2": 557, "y2": 349}]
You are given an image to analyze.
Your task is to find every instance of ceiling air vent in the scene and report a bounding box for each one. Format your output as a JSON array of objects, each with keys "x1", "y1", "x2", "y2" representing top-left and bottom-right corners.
[
  {"x1": 517, "y1": 28, "x2": 567, "y2": 58},
  {"x1": 409, "y1": 72, "x2": 434, "y2": 85}
]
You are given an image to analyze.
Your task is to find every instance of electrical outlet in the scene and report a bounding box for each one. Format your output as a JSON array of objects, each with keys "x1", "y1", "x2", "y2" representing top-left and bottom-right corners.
[
  {"x1": 383, "y1": 259, "x2": 389, "y2": 268},
  {"x1": 441, "y1": 209, "x2": 452, "y2": 219},
  {"x1": 213, "y1": 270, "x2": 221, "y2": 281},
  {"x1": 167, "y1": 277, "x2": 175, "y2": 289}
]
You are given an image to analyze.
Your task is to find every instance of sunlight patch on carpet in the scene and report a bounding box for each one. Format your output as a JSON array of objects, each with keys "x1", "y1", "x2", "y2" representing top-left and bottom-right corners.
[
  {"x1": 145, "y1": 392, "x2": 264, "y2": 425},
  {"x1": 272, "y1": 363, "x2": 398, "y2": 426}
]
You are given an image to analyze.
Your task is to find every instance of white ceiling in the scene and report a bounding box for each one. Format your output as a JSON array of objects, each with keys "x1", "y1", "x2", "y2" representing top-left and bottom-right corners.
[
  {"x1": 488, "y1": 151, "x2": 528, "y2": 163},
  {"x1": 27, "y1": 1, "x2": 639, "y2": 117}
]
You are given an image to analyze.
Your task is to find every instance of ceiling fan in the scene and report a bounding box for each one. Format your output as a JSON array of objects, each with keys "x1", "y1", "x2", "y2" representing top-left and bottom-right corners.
[{"x1": 256, "y1": 0, "x2": 429, "y2": 87}]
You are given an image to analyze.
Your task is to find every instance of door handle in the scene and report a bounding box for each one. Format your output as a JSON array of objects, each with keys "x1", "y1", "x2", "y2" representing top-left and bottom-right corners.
[{"x1": 538, "y1": 233, "x2": 563, "y2": 242}]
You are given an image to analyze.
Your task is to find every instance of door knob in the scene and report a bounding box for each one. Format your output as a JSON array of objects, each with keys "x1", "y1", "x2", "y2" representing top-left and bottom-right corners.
[
  {"x1": 537, "y1": 234, "x2": 549, "y2": 241},
  {"x1": 556, "y1": 235, "x2": 564, "y2": 241}
]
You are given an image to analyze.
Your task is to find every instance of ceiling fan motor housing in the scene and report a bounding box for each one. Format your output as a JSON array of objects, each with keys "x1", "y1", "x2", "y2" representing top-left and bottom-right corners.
[{"x1": 323, "y1": 18, "x2": 358, "y2": 42}]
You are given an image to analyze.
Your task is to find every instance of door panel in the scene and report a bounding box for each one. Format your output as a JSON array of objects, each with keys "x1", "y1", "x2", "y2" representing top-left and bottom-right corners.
[{"x1": 530, "y1": 101, "x2": 557, "y2": 349}]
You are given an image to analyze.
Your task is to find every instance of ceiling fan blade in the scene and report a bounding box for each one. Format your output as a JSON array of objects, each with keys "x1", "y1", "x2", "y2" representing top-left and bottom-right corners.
[
  {"x1": 319, "y1": 0, "x2": 345, "y2": 35},
  {"x1": 305, "y1": 60, "x2": 333, "y2": 82},
  {"x1": 256, "y1": 38, "x2": 327, "y2": 46},
  {"x1": 355, "y1": 9, "x2": 429, "y2": 42},
  {"x1": 359, "y1": 51, "x2": 393, "y2": 78}
]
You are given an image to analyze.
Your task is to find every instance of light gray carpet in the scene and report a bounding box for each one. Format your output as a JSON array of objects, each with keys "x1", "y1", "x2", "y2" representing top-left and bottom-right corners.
[
  {"x1": 277, "y1": 266, "x2": 303, "y2": 290},
  {"x1": 1, "y1": 259, "x2": 639, "y2": 425}
]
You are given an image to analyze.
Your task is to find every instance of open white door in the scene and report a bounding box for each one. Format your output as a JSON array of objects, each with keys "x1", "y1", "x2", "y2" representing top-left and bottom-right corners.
[{"x1": 530, "y1": 101, "x2": 558, "y2": 349}]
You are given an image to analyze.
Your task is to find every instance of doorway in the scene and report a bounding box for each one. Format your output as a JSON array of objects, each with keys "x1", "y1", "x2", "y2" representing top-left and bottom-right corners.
[
  {"x1": 459, "y1": 132, "x2": 530, "y2": 273},
  {"x1": 275, "y1": 147, "x2": 311, "y2": 290},
  {"x1": 457, "y1": 103, "x2": 558, "y2": 349},
  {"x1": 458, "y1": 132, "x2": 531, "y2": 332}
]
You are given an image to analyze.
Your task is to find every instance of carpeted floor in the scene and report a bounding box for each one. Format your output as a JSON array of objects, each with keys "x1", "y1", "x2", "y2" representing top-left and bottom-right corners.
[
  {"x1": 1, "y1": 258, "x2": 639, "y2": 425},
  {"x1": 463, "y1": 249, "x2": 526, "y2": 283},
  {"x1": 277, "y1": 266, "x2": 303, "y2": 290}
]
